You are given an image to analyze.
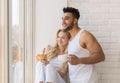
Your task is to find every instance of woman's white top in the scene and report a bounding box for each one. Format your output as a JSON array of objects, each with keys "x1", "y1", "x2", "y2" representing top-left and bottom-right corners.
[
  {"x1": 50, "y1": 54, "x2": 68, "y2": 69},
  {"x1": 68, "y1": 29, "x2": 98, "y2": 83}
]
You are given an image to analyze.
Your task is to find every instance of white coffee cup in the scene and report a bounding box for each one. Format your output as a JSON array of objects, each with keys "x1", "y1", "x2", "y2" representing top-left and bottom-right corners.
[{"x1": 58, "y1": 54, "x2": 68, "y2": 62}]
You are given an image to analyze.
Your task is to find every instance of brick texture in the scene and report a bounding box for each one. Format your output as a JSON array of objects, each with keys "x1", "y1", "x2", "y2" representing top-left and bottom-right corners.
[{"x1": 68, "y1": 0, "x2": 120, "y2": 83}]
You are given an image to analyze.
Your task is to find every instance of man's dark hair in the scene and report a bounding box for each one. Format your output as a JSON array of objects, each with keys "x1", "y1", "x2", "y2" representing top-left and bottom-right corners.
[{"x1": 63, "y1": 7, "x2": 80, "y2": 20}]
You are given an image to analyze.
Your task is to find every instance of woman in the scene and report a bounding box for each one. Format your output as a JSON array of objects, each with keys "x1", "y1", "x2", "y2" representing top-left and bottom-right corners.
[{"x1": 35, "y1": 29, "x2": 71, "y2": 83}]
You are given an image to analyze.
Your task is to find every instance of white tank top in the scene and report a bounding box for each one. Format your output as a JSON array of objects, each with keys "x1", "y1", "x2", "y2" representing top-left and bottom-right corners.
[{"x1": 68, "y1": 29, "x2": 98, "y2": 83}]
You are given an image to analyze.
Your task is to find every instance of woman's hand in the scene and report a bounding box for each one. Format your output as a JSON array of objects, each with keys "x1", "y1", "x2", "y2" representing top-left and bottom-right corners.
[
  {"x1": 40, "y1": 59, "x2": 49, "y2": 65},
  {"x1": 44, "y1": 45, "x2": 52, "y2": 54}
]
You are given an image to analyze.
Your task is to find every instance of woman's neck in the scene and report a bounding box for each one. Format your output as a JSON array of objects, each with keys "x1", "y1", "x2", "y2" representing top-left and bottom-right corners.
[{"x1": 57, "y1": 46, "x2": 66, "y2": 55}]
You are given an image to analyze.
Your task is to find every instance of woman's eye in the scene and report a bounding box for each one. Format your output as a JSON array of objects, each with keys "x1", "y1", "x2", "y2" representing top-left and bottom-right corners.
[{"x1": 57, "y1": 36, "x2": 60, "y2": 38}]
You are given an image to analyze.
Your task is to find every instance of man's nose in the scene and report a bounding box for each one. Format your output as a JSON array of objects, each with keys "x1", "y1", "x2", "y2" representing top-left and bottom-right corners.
[{"x1": 62, "y1": 20, "x2": 65, "y2": 25}]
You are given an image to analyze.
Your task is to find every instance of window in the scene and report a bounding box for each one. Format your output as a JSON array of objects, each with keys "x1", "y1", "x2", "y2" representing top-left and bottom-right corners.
[
  {"x1": 0, "y1": 0, "x2": 34, "y2": 83},
  {"x1": 8, "y1": 0, "x2": 35, "y2": 83},
  {"x1": 8, "y1": 0, "x2": 24, "y2": 83}
]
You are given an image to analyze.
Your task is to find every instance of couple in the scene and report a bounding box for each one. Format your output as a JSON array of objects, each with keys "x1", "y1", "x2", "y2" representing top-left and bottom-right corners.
[{"x1": 35, "y1": 7, "x2": 105, "y2": 83}]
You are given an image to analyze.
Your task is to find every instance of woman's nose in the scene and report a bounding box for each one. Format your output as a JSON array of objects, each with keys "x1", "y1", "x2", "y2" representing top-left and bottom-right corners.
[{"x1": 59, "y1": 37, "x2": 62, "y2": 41}]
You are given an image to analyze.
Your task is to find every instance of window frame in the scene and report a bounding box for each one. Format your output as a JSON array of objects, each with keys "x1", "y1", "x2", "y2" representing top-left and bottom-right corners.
[{"x1": 0, "y1": 0, "x2": 35, "y2": 83}]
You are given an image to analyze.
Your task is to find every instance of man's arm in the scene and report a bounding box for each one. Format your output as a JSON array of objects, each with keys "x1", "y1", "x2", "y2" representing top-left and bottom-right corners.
[{"x1": 78, "y1": 30, "x2": 105, "y2": 64}]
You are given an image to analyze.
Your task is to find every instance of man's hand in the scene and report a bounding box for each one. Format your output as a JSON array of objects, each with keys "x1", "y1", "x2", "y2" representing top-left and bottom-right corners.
[{"x1": 68, "y1": 54, "x2": 80, "y2": 65}]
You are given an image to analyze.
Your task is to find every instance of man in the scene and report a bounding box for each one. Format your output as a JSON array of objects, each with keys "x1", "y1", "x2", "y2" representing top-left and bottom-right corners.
[{"x1": 62, "y1": 7, "x2": 105, "y2": 83}]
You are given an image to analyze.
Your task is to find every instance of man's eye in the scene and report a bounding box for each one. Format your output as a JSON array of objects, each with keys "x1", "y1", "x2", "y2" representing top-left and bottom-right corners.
[
  {"x1": 65, "y1": 17, "x2": 69, "y2": 20},
  {"x1": 62, "y1": 17, "x2": 69, "y2": 20}
]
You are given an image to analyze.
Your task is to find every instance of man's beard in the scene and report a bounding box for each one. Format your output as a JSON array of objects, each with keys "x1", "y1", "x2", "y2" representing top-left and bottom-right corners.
[{"x1": 64, "y1": 22, "x2": 74, "y2": 32}]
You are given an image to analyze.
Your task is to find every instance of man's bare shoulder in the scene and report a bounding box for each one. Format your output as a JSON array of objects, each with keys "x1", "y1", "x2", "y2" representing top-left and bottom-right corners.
[
  {"x1": 81, "y1": 30, "x2": 94, "y2": 39},
  {"x1": 80, "y1": 30, "x2": 97, "y2": 46}
]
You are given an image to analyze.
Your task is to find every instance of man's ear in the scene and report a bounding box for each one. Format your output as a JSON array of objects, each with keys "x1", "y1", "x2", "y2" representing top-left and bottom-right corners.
[{"x1": 74, "y1": 18, "x2": 78, "y2": 24}]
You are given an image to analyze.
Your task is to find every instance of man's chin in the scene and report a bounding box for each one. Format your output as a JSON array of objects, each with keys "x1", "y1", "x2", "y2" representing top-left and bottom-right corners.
[
  {"x1": 62, "y1": 27, "x2": 67, "y2": 30},
  {"x1": 64, "y1": 27, "x2": 71, "y2": 32}
]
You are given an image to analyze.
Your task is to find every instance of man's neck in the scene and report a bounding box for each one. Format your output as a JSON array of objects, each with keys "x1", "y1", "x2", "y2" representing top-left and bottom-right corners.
[{"x1": 69, "y1": 26, "x2": 81, "y2": 40}]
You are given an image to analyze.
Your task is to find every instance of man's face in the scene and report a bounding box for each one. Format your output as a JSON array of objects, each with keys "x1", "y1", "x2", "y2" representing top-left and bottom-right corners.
[{"x1": 62, "y1": 13, "x2": 75, "y2": 31}]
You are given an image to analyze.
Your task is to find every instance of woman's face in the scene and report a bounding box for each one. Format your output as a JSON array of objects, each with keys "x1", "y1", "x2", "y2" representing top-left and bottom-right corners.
[{"x1": 57, "y1": 31, "x2": 69, "y2": 47}]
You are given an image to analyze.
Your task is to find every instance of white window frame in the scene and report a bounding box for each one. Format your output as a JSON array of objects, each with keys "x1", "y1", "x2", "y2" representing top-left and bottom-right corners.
[
  {"x1": 0, "y1": 0, "x2": 35, "y2": 83},
  {"x1": 0, "y1": 0, "x2": 8, "y2": 83},
  {"x1": 8, "y1": 0, "x2": 35, "y2": 83}
]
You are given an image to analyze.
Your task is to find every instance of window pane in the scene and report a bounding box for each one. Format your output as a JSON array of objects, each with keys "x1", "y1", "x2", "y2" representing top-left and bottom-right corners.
[{"x1": 9, "y1": 0, "x2": 24, "y2": 83}]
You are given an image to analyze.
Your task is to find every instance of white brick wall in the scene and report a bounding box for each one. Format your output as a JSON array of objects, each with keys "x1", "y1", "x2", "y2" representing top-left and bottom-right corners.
[{"x1": 68, "y1": 0, "x2": 120, "y2": 83}]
